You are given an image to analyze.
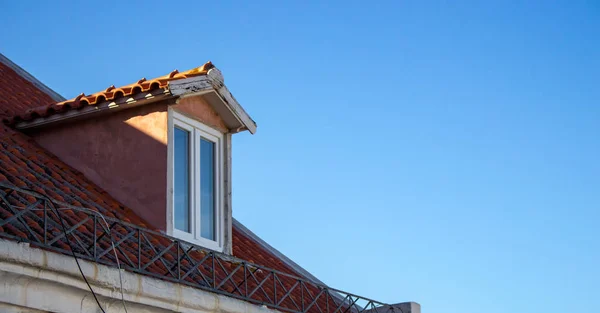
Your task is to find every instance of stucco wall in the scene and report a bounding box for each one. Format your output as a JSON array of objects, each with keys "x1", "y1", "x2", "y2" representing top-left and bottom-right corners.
[
  {"x1": 30, "y1": 102, "x2": 169, "y2": 229},
  {"x1": 173, "y1": 95, "x2": 229, "y2": 133}
]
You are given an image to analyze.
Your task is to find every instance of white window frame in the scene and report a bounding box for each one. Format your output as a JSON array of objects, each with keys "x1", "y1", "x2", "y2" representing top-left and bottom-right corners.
[{"x1": 168, "y1": 110, "x2": 224, "y2": 252}]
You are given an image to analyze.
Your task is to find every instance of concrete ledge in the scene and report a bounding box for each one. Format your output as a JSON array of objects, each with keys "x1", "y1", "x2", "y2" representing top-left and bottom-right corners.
[
  {"x1": 395, "y1": 302, "x2": 421, "y2": 313},
  {"x1": 363, "y1": 302, "x2": 421, "y2": 313},
  {"x1": 0, "y1": 239, "x2": 281, "y2": 313}
]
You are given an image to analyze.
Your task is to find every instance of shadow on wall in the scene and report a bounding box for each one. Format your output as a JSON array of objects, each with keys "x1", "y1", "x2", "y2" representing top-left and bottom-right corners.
[{"x1": 26, "y1": 101, "x2": 170, "y2": 230}]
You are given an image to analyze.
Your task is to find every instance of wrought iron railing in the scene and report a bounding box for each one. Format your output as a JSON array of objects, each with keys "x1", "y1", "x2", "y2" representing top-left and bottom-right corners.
[{"x1": 0, "y1": 182, "x2": 402, "y2": 313}]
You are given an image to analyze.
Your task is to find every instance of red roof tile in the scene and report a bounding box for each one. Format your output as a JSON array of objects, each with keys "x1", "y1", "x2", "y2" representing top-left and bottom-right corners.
[
  {"x1": 0, "y1": 61, "x2": 57, "y2": 120},
  {"x1": 233, "y1": 227, "x2": 303, "y2": 276},
  {"x1": 3, "y1": 61, "x2": 215, "y2": 125}
]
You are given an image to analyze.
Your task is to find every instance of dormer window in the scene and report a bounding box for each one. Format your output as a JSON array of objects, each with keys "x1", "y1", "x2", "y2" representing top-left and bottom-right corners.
[
  {"x1": 17, "y1": 64, "x2": 257, "y2": 255},
  {"x1": 169, "y1": 110, "x2": 223, "y2": 251}
]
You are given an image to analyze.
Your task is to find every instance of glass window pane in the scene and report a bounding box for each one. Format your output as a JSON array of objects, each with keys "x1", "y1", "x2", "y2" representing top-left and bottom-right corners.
[
  {"x1": 200, "y1": 138, "x2": 215, "y2": 240},
  {"x1": 174, "y1": 127, "x2": 191, "y2": 233}
]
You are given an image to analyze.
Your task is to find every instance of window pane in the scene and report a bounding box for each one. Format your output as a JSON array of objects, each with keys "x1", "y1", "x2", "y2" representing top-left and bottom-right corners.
[
  {"x1": 174, "y1": 127, "x2": 191, "y2": 233},
  {"x1": 200, "y1": 138, "x2": 215, "y2": 240}
]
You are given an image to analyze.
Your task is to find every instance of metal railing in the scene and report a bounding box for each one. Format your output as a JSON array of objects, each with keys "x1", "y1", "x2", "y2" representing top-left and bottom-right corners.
[{"x1": 0, "y1": 182, "x2": 402, "y2": 313}]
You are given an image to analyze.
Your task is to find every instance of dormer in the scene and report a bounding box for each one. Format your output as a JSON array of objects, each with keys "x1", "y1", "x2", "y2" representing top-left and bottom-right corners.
[{"x1": 8, "y1": 62, "x2": 256, "y2": 254}]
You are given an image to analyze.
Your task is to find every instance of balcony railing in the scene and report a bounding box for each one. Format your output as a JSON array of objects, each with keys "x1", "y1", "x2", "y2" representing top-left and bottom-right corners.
[{"x1": 0, "y1": 182, "x2": 403, "y2": 313}]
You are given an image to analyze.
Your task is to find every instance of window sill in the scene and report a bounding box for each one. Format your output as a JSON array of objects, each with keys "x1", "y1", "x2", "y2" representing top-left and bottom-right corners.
[{"x1": 172, "y1": 229, "x2": 224, "y2": 253}]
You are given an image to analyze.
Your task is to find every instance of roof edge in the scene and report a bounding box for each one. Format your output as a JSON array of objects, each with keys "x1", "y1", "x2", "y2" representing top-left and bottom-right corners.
[
  {"x1": 232, "y1": 218, "x2": 326, "y2": 286},
  {"x1": 0, "y1": 53, "x2": 65, "y2": 102},
  {"x1": 13, "y1": 88, "x2": 172, "y2": 130},
  {"x1": 169, "y1": 68, "x2": 257, "y2": 134}
]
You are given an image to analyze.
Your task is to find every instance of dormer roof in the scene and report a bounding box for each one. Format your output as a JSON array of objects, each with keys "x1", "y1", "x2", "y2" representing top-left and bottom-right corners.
[{"x1": 4, "y1": 61, "x2": 256, "y2": 134}]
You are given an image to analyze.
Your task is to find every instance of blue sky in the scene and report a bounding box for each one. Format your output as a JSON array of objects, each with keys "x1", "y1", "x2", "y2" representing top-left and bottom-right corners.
[{"x1": 1, "y1": 1, "x2": 599, "y2": 312}]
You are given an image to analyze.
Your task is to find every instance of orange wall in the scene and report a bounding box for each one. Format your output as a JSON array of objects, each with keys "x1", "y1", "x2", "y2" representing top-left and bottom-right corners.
[
  {"x1": 29, "y1": 95, "x2": 228, "y2": 232},
  {"x1": 173, "y1": 95, "x2": 229, "y2": 133}
]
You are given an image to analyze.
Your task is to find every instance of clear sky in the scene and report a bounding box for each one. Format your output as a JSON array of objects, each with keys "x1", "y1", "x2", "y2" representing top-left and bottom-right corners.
[{"x1": 1, "y1": 1, "x2": 599, "y2": 312}]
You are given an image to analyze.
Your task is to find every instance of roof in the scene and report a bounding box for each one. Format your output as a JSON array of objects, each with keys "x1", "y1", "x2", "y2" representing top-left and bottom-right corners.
[
  {"x1": 0, "y1": 56, "x2": 330, "y2": 311},
  {"x1": 233, "y1": 218, "x2": 329, "y2": 286},
  {"x1": 3, "y1": 59, "x2": 257, "y2": 134},
  {"x1": 0, "y1": 126, "x2": 335, "y2": 313},
  {"x1": 0, "y1": 55, "x2": 63, "y2": 120},
  {"x1": 3, "y1": 61, "x2": 215, "y2": 125},
  {"x1": 0, "y1": 122, "x2": 312, "y2": 277}
]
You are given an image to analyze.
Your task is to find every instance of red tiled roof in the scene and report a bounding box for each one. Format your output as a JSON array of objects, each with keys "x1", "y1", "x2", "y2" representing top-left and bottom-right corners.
[
  {"x1": 0, "y1": 58, "x2": 329, "y2": 312},
  {"x1": 3, "y1": 61, "x2": 215, "y2": 125},
  {"x1": 0, "y1": 61, "x2": 57, "y2": 120},
  {"x1": 233, "y1": 227, "x2": 303, "y2": 276},
  {"x1": 0, "y1": 124, "x2": 327, "y2": 311}
]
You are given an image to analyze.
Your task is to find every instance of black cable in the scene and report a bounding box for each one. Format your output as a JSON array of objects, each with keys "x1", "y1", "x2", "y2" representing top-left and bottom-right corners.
[
  {"x1": 0, "y1": 185, "x2": 108, "y2": 313},
  {"x1": 0, "y1": 184, "x2": 128, "y2": 313},
  {"x1": 46, "y1": 200, "x2": 108, "y2": 313}
]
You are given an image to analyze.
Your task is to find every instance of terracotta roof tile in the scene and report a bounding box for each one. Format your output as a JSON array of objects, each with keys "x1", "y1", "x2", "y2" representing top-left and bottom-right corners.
[
  {"x1": 3, "y1": 61, "x2": 215, "y2": 125},
  {"x1": 0, "y1": 61, "x2": 57, "y2": 119}
]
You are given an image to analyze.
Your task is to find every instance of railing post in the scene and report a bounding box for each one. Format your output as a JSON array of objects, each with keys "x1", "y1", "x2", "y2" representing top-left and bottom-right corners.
[
  {"x1": 244, "y1": 263, "x2": 248, "y2": 297},
  {"x1": 212, "y1": 253, "x2": 216, "y2": 289},
  {"x1": 93, "y1": 214, "x2": 97, "y2": 260},
  {"x1": 301, "y1": 280, "x2": 305, "y2": 313},
  {"x1": 177, "y1": 241, "x2": 181, "y2": 280},
  {"x1": 43, "y1": 201, "x2": 47, "y2": 245},
  {"x1": 326, "y1": 288, "x2": 330, "y2": 313},
  {"x1": 273, "y1": 271, "x2": 277, "y2": 305},
  {"x1": 137, "y1": 229, "x2": 141, "y2": 270}
]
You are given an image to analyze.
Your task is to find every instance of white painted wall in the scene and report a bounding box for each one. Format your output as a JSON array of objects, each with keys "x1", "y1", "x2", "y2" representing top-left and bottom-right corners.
[{"x1": 0, "y1": 239, "x2": 280, "y2": 313}]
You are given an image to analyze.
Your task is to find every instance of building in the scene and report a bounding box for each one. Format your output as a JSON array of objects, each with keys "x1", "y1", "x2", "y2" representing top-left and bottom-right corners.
[{"x1": 0, "y1": 53, "x2": 420, "y2": 313}]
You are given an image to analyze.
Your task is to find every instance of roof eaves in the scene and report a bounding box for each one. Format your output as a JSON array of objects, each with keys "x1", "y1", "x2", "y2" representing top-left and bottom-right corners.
[
  {"x1": 169, "y1": 68, "x2": 257, "y2": 134},
  {"x1": 13, "y1": 87, "x2": 172, "y2": 130},
  {"x1": 0, "y1": 53, "x2": 65, "y2": 102}
]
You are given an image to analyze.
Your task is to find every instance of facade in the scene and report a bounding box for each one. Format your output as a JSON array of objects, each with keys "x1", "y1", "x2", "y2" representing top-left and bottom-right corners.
[{"x1": 0, "y1": 54, "x2": 419, "y2": 313}]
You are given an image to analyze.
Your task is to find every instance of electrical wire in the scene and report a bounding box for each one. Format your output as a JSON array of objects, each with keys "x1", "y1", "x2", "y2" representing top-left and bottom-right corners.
[
  {"x1": 28, "y1": 205, "x2": 129, "y2": 313},
  {"x1": 27, "y1": 206, "x2": 130, "y2": 313},
  {"x1": 1, "y1": 185, "x2": 129, "y2": 313},
  {"x1": 92, "y1": 208, "x2": 129, "y2": 313},
  {"x1": 46, "y1": 200, "x2": 108, "y2": 313}
]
